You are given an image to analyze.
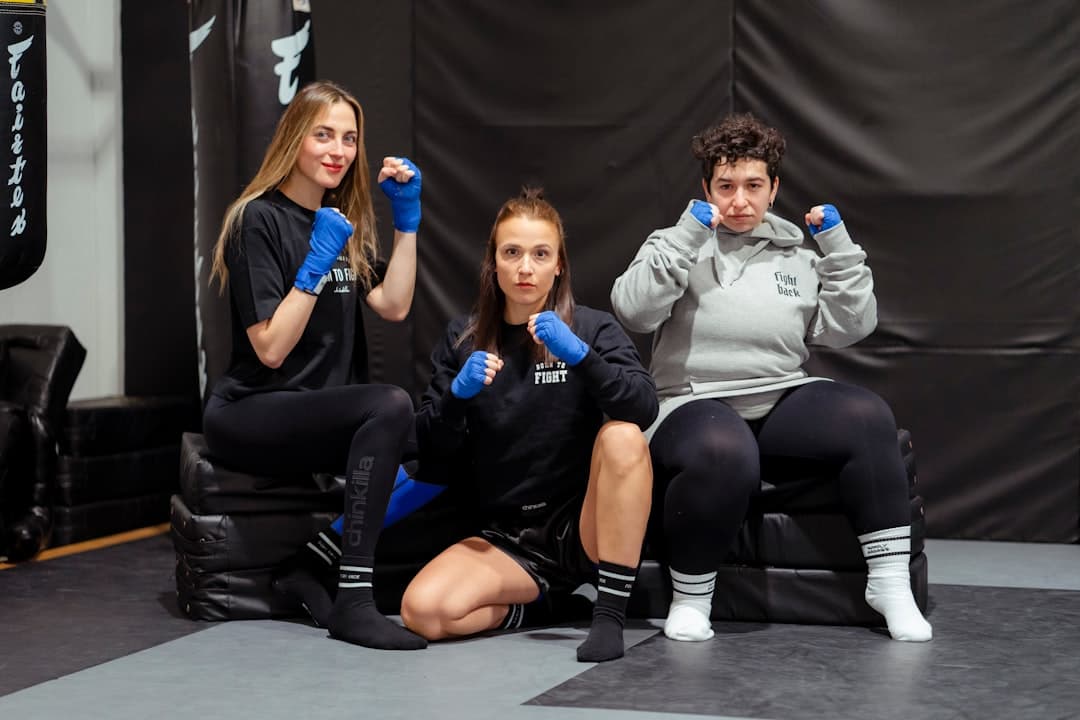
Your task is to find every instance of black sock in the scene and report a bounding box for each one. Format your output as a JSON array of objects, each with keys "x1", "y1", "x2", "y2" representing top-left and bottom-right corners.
[
  {"x1": 326, "y1": 561, "x2": 427, "y2": 650},
  {"x1": 271, "y1": 529, "x2": 340, "y2": 627},
  {"x1": 497, "y1": 593, "x2": 554, "y2": 632},
  {"x1": 325, "y1": 432, "x2": 426, "y2": 650},
  {"x1": 499, "y1": 603, "x2": 527, "y2": 631},
  {"x1": 577, "y1": 561, "x2": 637, "y2": 662}
]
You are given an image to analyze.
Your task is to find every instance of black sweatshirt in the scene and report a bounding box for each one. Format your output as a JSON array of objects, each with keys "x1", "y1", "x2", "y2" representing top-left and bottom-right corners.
[{"x1": 417, "y1": 305, "x2": 658, "y2": 522}]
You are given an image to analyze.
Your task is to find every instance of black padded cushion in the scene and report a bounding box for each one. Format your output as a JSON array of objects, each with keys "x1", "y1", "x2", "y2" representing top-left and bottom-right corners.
[
  {"x1": 62, "y1": 395, "x2": 198, "y2": 457},
  {"x1": 175, "y1": 554, "x2": 297, "y2": 621},
  {"x1": 179, "y1": 432, "x2": 343, "y2": 514},
  {"x1": 170, "y1": 493, "x2": 336, "y2": 573},
  {"x1": 736, "y1": 495, "x2": 925, "y2": 570},
  {"x1": 56, "y1": 445, "x2": 180, "y2": 506},
  {"x1": 629, "y1": 553, "x2": 928, "y2": 624},
  {"x1": 171, "y1": 492, "x2": 428, "y2": 621},
  {"x1": 0, "y1": 325, "x2": 85, "y2": 434},
  {"x1": 51, "y1": 491, "x2": 171, "y2": 546},
  {"x1": 0, "y1": 325, "x2": 87, "y2": 558},
  {"x1": 0, "y1": 402, "x2": 29, "y2": 506}
]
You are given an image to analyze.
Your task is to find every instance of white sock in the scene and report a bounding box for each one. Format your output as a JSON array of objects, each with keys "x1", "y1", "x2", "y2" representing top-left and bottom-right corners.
[
  {"x1": 664, "y1": 569, "x2": 715, "y2": 641},
  {"x1": 860, "y1": 526, "x2": 932, "y2": 642}
]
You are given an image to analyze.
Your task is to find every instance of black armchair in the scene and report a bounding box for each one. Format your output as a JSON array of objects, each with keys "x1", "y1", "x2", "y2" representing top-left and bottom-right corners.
[{"x1": 0, "y1": 324, "x2": 85, "y2": 561}]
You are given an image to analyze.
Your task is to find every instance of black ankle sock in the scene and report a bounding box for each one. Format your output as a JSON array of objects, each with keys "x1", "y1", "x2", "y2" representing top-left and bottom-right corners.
[
  {"x1": 499, "y1": 603, "x2": 527, "y2": 631},
  {"x1": 326, "y1": 563, "x2": 427, "y2": 650},
  {"x1": 577, "y1": 561, "x2": 637, "y2": 662},
  {"x1": 271, "y1": 530, "x2": 341, "y2": 627}
]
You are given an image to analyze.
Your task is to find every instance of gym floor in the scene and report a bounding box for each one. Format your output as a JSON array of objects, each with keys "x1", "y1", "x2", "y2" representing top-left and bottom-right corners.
[{"x1": 1, "y1": 532, "x2": 1078, "y2": 720}]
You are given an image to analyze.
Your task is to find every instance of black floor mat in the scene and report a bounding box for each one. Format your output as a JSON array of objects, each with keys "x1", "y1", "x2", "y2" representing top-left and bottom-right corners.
[{"x1": 528, "y1": 584, "x2": 1080, "y2": 720}]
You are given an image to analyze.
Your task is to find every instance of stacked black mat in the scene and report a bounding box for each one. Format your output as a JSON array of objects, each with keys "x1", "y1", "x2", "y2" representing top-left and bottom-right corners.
[
  {"x1": 172, "y1": 433, "x2": 341, "y2": 620},
  {"x1": 53, "y1": 396, "x2": 196, "y2": 546},
  {"x1": 172, "y1": 432, "x2": 473, "y2": 621}
]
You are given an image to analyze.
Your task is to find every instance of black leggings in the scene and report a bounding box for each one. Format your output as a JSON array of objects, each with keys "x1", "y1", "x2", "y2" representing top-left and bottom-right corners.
[
  {"x1": 649, "y1": 381, "x2": 909, "y2": 574},
  {"x1": 203, "y1": 384, "x2": 413, "y2": 559}
]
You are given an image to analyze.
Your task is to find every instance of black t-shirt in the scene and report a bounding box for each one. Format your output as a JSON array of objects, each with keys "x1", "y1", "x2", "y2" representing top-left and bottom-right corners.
[
  {"x1": 212, "y1": 190, "x2": 386, "y2": 400},
  {"x1": 416, "y1": 306, "x2": 658, "y2": 523}
]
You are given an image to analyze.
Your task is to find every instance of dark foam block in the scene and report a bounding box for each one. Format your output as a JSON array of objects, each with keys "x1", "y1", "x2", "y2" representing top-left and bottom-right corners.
[
  {"x1": 51, "y1": 491, "x2": 172, "y2": 546},
  {"x1": 170, "y1": 493, "x2": 432, "y2": 620},
  {"x1": 175, "y1": 554, "x2": 425, "y2": 621},
  {"x1": 743, "y1": 495, "x2": 926, "y2": 571},
  {"x1": 0, "y1": 402, "x2": 29, "y2": 505},
  {"x1": 175, "y1": 554, "x2": 298, "y2": 622},
  {"x1": 630, "y1": 553, "x2": 927, "y2": 624},
  {"x1": 179, "y1": 432, "x2": 343, "y2": 515},
  {"x1": 170, "y1": 494, "x2": 336, "y2": 573},
  {"x1": 712, "y1": 552, "x2": 927, "y2": 625},
  {"x1": 530, "y1": 583, "x2": 1080, "y2": 720},
  {"x1": 55, "y1": 445, "x2": 180, "y2": 506},
  {"x1": 62, "y1": 395, "x2": 198, "y2": 457}
]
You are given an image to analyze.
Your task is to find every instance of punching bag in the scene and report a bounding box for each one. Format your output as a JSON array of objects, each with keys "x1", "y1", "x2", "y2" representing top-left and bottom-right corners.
[
  {"x1": 189, "y1": 0, "x2": 315, "y2": 403},
  {"x1": 233, "y1": 0, "x2": 316, "y2": 184},
  {"x1": 0, "y1": 0, "x2": 45, "y2": 291}
]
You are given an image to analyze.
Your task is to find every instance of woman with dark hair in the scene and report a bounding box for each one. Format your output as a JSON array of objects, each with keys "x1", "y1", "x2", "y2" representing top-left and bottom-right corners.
[
  {"x1": 611, "y1": 113, "x2": 931, "y2": 644},
  {"x1": 202, "y1": 80, "x2": 426, "y2": 650},
  {"x1": 400, "y1": 188, "x2": 658, "y2": 663}
]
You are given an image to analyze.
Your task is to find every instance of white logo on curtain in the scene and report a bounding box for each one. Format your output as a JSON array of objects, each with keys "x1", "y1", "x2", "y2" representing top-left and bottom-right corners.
[
  {"x1": 189, "y1": 15, "x2": 215, "y2": 397},
  {"x1": 271, "y1": 20, "x2": 310, "y2": 105},
  {"x1": 189, "y1": 16, "x2": 215, "y2": 54}
]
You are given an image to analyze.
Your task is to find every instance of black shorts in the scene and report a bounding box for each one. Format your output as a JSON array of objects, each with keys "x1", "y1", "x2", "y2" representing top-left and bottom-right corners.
[{"x1": 480, "y1": 494, "x2": 596, "y2": 597}]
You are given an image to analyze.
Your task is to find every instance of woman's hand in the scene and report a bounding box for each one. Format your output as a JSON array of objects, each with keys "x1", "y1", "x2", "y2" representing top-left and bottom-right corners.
[
  {"x1": 529, "y1": 311, "x2": 589, "y2": 366},
  {"x1": 378, "y1": 156, "x2": 422, "y2": 233},
  {"x1": 450, "y1": 351, "x2": 503, "y2": 399},
  {"x1": 805, "y1": 204, "x2": 842, "y2": 236}
]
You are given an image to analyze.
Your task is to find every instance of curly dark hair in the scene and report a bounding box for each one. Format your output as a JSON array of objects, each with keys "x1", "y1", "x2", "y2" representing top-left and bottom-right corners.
[{"x1": 690, "y1": 113, "x2": 786, "y2": 184}]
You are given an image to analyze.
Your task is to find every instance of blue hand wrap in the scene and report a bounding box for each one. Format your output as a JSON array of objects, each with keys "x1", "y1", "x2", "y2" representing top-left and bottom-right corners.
[
  {"x1": 295, "y1": 207, "x2": 352, "y2": 295},
  {"x1": 690, "y1": 200, "x2": 714, "y2": 228},
  {"x1": 533, "y1": 311, "x2": 588, "y2": 366},
  {"x1": 807, "y1": 203, "x2": 842, "y2": 237},
  {"x1": 379, "y1": 157, "x2": 422, "y2": 233},
  {"x1": 451, "y1": 350, "x2": 490, "y2": 399}
]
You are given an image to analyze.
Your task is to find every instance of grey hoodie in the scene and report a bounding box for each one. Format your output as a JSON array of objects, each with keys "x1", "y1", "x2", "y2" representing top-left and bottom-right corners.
[{"x1": 611, "y1": 201, "x2": 877, "y2": 436}]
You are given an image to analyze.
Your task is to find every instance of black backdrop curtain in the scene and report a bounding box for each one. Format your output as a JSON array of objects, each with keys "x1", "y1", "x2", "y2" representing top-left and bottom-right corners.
[
  {"x1": 123, "y1": 0, "x2": 1079, "y2": 541},
  {"x1": 734, "y1": 1, "x2": 1080, "y2": 542}
]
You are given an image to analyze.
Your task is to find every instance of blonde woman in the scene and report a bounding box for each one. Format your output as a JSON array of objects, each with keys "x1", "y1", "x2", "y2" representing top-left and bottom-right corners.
[{"x1": 203, "y1": 80, "x2": 425, "y2": 650}]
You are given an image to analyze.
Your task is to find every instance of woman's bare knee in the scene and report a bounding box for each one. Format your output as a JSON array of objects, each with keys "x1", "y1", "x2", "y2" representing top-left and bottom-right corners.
[
  {"x1": 595, "y1": 420, "x2": 651, "y2": 476},
  {"x1": 400, "y1": 581, "x2": 450, "y2": 640}
]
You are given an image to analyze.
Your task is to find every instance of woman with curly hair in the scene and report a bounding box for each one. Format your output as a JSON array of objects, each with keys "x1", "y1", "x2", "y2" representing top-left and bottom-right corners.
[{"x1": 611, "y1": 113, "x2": 931, "y2": 644}]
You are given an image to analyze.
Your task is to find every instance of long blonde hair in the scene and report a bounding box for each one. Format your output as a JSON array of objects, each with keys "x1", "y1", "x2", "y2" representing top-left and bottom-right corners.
[{"x1": 211, "y1": 80, "x2": 379, "y2": 292}]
